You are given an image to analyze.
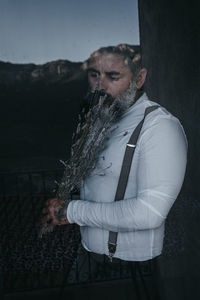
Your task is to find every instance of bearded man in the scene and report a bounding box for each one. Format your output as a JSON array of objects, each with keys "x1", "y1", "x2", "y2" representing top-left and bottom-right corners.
[{"x1": 41, "y1": 44, "x2": 187, "y2": 298}]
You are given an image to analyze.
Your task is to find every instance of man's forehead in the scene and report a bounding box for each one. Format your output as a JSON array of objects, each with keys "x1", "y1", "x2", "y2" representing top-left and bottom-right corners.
[{"x1": 88, "y1": 53, "x2": 126, "y2": 72}]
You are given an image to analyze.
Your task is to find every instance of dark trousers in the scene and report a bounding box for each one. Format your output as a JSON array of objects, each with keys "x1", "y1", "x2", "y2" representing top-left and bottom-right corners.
[{"x1": 67, "y1": 244, "x2": 166, "y2": 300}]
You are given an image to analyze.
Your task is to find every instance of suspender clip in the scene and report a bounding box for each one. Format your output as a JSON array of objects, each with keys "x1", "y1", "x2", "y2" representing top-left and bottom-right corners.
[
  {"x1": 108, "y1": 242, "x2": 117, "y2": 263},
  {"x1": 127, "y1": 144, "x2": 136, "y2": 148}
]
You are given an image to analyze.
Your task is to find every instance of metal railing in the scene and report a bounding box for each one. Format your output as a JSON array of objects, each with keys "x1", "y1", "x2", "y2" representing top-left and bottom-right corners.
[{"x1": 0, "y1": 169, "x2": 152, "y2": 296}]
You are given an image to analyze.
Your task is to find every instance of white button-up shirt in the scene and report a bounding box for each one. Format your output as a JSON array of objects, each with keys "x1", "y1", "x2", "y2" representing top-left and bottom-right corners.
[{"x1": 67, "y1": 93, "x2": 188, "y2": 261}]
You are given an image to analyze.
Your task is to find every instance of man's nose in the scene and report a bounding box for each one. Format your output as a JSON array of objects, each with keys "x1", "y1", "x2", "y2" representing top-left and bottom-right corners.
[{"x1": 98, "y1": 76, "x2": 108, "y2": 92}]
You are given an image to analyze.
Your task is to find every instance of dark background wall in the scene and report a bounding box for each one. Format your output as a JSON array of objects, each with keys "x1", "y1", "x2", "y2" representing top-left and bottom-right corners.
[
  {"x1": 139, "y1": 0, "x2": 200, "y2": 198},
  {"x1": 139, "y1": 0, "x2": 200, "y2": 299}
]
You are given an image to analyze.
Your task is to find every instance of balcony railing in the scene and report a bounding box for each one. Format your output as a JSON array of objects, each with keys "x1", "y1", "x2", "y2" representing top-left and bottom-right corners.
[{"x1": 0, "y1": 169, "x2": 152, "y2": 297}]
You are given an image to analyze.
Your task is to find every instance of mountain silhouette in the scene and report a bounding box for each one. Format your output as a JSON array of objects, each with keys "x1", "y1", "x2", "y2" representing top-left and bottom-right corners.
[{"x1": 0, "y1": 59, "x2": 88, "y2": 171}]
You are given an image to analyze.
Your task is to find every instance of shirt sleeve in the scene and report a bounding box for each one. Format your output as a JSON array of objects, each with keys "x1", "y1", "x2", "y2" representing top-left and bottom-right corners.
[{"x1": 67, "y1": 116, "x2": 188, "y2": 232}]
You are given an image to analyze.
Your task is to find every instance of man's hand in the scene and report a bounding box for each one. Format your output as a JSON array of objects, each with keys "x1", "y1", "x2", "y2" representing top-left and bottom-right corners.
[{"x1": 41, "y1": 198, "x2": 70, "y2": 228}]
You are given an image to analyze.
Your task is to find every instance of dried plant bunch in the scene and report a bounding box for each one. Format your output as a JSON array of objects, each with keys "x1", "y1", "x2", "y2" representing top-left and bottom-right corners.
[{"x1": 39, "y1": 81, "x2": 137, "y2": 238}]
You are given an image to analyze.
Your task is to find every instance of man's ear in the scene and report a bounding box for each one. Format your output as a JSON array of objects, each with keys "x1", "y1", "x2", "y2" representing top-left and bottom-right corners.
[{"x1": 136, "y1": 68, "x2": 147, "y2": 89}]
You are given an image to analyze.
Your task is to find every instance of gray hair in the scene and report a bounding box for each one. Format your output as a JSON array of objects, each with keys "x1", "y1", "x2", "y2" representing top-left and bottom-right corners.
[{"x1": 83, "y1": 44, "x2": 142, "y2": 79}]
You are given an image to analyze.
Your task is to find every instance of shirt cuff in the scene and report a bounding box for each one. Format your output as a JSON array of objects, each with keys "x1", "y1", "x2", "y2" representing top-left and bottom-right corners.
[
  {"x1": 66, "y1": 200, "x2": 76, "y2": 224},
  {"x1": 66, "y1": 199, "x2": 88, "y2": 226}
]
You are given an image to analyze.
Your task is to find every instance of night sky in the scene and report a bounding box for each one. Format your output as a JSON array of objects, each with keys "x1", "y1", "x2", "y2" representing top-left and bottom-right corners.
[{"x1": 0, "y1": 0, "x2": 139, "y2": 64}]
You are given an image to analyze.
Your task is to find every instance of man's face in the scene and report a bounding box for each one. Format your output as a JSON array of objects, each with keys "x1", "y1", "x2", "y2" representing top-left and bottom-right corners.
[{"x1": 87, "y1": 53, "x2": 133, "y2": 99}]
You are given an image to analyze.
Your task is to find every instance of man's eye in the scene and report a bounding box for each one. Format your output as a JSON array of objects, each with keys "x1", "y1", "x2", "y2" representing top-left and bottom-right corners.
[
  {"x1": 89, "y1": 72, "x2": 98, "y2": 78},
  {"x1": 110, "y1": 76, "x2": 120, "y2": 81}
]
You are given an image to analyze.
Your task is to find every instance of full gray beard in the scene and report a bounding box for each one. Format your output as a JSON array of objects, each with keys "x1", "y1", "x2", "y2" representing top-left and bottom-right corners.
[
  {"x1": 85, "y1": 80, "x2": 138, "y2": 155},
  {"x1": 99, "y1": 80, "x2": 138, "y2": 122}
]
